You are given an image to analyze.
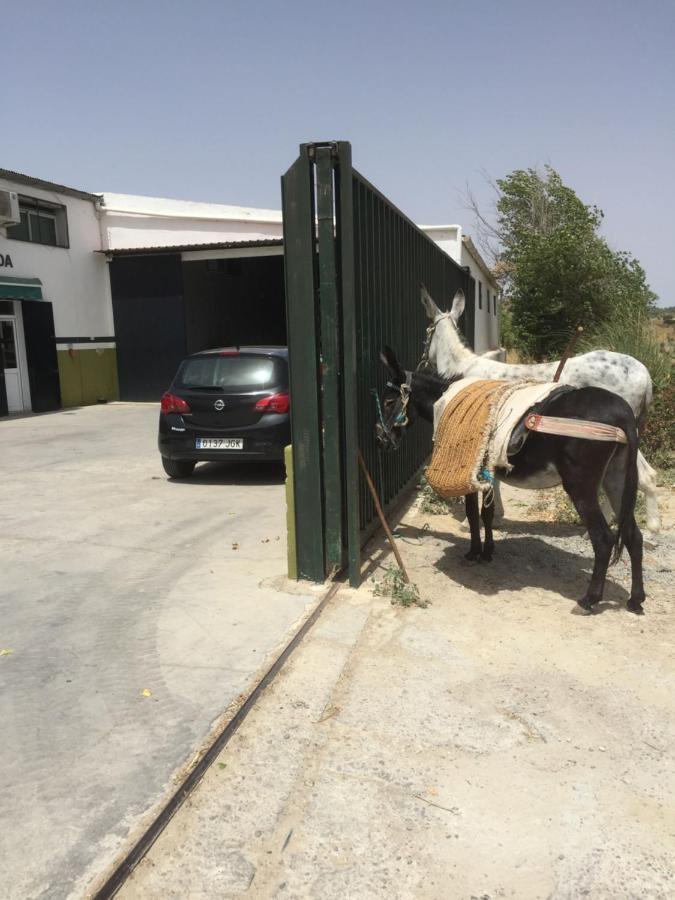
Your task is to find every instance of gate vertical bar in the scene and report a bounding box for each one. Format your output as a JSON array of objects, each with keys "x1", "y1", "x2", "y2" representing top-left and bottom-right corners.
[
  {"x1": 316, "y1": 145, "x2": 343, "y2": 571},
  {"x1": 281, "y1": 145, "x2": 325, "y2": 582},
  {"x1": 335, "y1": 141, "x2": 361, "y2": 586}
]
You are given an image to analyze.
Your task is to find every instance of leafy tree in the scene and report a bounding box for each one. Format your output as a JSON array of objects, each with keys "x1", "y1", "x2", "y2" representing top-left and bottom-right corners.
[
  {"x1": 465, "y1": 166, "x2": 671, "y2": 467},
  {"x1": 464, "y1": 165, "x2": 657, "y2": 360}
]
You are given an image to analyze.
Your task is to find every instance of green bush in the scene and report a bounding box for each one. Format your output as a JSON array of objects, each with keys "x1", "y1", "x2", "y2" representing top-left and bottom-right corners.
[
  {"x1": 642, "y1": 383, "x2": 675, "y2": 472},
  {"x1": 581, "y1": 314, "x2": 672, "y2": 392},
  {"x1": 581, "y1": 314, "x2": 674, "y2": 471},
  {"x1": 496, "y1": 167, "x2": 656, "y2": 361}
]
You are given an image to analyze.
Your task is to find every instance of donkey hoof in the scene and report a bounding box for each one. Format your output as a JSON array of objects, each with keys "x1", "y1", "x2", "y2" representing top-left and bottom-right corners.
[
  {"x1": 464, "y1": 548, "x2": 482, "y2": 562},
  {"x1": 480, "y1": 549, "x2": 494, "y2": 563},
  {"x1": 626, "y1": 598, "x2": 645, "y2": 615},
  {"x1": 576, "y1": 597, "x2": 597, "y2": 615}
]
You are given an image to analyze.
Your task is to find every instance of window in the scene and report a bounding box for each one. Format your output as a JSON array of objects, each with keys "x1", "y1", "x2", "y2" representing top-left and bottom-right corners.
[
  {"x1": 6, "y1": 196, "x2": 68, "y2": 247},
  {"x1": 486, "y1": 288, "x2": 490, "y2": 313},
  {"x1": 0, "y1": 320, "x2": 18, "y2": 368},
  {"x1": 478, "y1": 281, "x2": 483, "y2": 310},
  {"x1": 493, "y1": 292, "x2": 498, "y2": 316},
  {"x1": 177, "y1": 354, "x2": 286, "y2": 392}
]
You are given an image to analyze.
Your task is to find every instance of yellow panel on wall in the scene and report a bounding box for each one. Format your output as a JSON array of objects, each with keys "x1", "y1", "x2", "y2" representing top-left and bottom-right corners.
[{"x1": 57, "y1": 349, "x2": 120, "y2": 408}]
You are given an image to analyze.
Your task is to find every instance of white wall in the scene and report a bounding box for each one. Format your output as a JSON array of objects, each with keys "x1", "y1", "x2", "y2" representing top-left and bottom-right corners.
[
  {"x1": 100, "y1": 193, "x2": 283, "y2": 250},
  {"x1": 419, "y1": 225, "x2": 500, "y2": 353},
  {"x1": 420, "y1": 225, "x2": 462, "y2": 263},
  {"x1": 0, "y1": 177, "x2": 113, "y2": 340},
  {"x1": 461, "y1": 241, "x2": 500, "y2": 354}
]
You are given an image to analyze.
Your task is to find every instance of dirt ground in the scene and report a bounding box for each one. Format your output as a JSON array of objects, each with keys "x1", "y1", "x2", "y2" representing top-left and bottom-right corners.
[{"x1": 118, "y1": 481, "x2": 674, "y2": 899}]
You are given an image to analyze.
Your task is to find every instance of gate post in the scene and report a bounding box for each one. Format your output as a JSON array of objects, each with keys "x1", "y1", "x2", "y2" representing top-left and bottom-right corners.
[
  {"x1": 316, "y1": 146, "x2": 344, "y2": 573},
  {"x1": 281, "y1": 146, "x2": 325, "y2": 582},
  {"x1": 334, "y1": 142, "x2": 362, "y2": 586}
]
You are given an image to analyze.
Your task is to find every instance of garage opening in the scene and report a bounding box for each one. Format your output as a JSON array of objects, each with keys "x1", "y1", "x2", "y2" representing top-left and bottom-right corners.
[
  {"x1": 109, "y1": 242, "x2": 285, "y2": 402},
  {"x1": 183, "y1": 256, "x2": 286, "y2": 353}
]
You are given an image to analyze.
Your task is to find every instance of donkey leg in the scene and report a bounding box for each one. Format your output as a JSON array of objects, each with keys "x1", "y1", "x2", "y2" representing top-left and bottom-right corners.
[
  {"x1": 464, "y1": 493, "x2": 483, "y2": 561},
  {"x1": 480, "y1": 493, "x2": 495, "y2": 562},
  {"x1": 604, "y1": 455, "x2": 646, "y2": 614},
  {"x1": 491, "y1": 480, "x2": 505, "y2": 522},
  {"x1": 563, "y1": 475, "x2": 614, "y2": 611},
  {"x1": 637, "y1": 450, "x2": 660, "y2": 534}
]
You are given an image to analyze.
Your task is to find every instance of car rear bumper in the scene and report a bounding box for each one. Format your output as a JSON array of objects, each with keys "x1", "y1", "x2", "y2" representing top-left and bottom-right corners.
[{"x1": 158, "y1": 413, "x2": 290, "y2": 463}]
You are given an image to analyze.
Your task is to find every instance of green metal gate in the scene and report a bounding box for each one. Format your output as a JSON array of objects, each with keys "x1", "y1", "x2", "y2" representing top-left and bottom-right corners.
[{"x1": 282, "y1": 141, "x2": 474, "y2": 586}]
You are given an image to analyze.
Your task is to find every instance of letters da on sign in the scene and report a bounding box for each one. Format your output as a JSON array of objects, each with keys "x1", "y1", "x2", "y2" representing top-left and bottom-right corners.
[{"x1": 0, "y1": 254, "x2": 13, "y2": 268}]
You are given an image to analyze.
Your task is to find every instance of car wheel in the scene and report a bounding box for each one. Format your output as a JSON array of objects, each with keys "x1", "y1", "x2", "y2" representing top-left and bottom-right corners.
[{"x1": 162, "y1": 457, "x2": 196, "y2": 479}]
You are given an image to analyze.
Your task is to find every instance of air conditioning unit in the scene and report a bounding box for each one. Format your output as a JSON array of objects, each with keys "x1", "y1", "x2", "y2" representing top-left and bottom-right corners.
[{"x1": 0, "y1": 190, "x2": 20, "y2": 226}]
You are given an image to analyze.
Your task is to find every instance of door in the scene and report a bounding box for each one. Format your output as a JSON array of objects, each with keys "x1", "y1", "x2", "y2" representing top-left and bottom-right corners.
[
  {"x1": 21, "y1": 300, "x2": 61, "y2": 413},
  {"x1": 110, "y1": 255, "x2": 187, "y2": 401},
  {"x1": 0, "y1": 318, "x2": 23, "y2": 412}
]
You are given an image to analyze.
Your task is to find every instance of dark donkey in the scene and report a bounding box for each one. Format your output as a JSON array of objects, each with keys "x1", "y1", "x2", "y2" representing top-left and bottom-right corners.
[{"x1": 376, "y1": 347, "x2": 646, "y2": 614}]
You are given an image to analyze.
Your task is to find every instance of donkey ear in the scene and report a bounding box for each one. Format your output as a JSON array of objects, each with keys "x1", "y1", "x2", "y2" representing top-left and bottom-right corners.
[
  {"x1": 420, "y1": 283, "x2": 441, "y2": 320},
  {"x1": 379, "y1": 346, "x2": 405, "y2": 383},
  {"x1": 449, "y1": 289, "x2": 465, "y2": 325}
]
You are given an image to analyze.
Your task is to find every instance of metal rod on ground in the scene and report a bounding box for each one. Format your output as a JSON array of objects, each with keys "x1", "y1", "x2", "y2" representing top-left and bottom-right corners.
[
  {"x1": 357, "y1": 449, "x2": 411, "y2": 584},
  {"x1": 553, "y1": 325, "x2": 584, "y2": 382}
]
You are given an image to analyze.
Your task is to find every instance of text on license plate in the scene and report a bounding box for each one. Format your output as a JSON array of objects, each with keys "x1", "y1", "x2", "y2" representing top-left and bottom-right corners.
[{"x1": 196, "y1": 438, "x2": 243, "y2": 450}]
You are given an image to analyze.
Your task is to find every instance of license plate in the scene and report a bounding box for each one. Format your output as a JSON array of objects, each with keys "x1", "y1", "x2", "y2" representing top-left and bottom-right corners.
[{"x1": 195, "y1": 438, "x2": 243, "y2": 450}]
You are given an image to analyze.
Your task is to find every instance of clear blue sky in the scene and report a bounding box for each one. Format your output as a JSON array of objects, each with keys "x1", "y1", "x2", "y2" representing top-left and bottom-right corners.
[{"x1": 6, "y1": 0, "x2": 674, "y2": 304}]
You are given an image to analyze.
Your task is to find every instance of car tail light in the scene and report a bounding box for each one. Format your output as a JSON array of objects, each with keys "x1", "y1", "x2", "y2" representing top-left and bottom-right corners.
[
  {"x1": 161, "y1": 392, "x2": 191, "y2": 414},
  {"x1": 254, "y1": 392, "x2": 290, "y2": 414}
]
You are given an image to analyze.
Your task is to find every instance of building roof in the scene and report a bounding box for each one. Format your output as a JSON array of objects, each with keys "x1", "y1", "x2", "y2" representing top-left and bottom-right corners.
[
  {"x1": 417, "y1": 224, "x2": 460, "y2": 233},
  {"x1": 100, "y1": 192, "x2": 283, "y2": 224},
  {"x1": 0, "y1": 168, "x2": 101, "y2": 202},
  {"x1": 102, "y1": 238, "x2": 284, "y2": 256}
]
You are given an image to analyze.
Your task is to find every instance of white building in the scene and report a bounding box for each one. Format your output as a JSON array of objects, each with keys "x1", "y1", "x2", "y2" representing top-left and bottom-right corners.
[
  {"x1": 0, "y1": 169, "x2": 115, "y2": 413},
  {"x1": 0, "y1": 171, "x2": 500, "y2": 413},
  {"x1": 421, "y1": 225, "x2": 500, "y2": 354},
  {"x1": 101, "y1": 193, "x2": 283, "y2": 250},
  {"x1": 101, "y1": 196, "x2": 499, "y2": 350},
  {"x1": 98, "y1": 193, "x2": 500, "y2": 399}
]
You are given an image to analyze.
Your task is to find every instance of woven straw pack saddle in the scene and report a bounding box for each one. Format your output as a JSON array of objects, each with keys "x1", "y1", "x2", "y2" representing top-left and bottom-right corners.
[{"x1": 425, "y1": 378, "x2": 628, "y2": 500}]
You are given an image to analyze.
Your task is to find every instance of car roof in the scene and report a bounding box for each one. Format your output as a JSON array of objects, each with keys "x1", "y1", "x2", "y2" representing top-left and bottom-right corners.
[{"x1": 189, "y1": 346, "x2": 288, "y2": 359}]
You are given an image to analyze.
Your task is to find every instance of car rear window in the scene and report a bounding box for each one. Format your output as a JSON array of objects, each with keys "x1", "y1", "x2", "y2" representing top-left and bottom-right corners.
[{"x1": 177, "y1": 354, "x2": 286, "y2": 392}]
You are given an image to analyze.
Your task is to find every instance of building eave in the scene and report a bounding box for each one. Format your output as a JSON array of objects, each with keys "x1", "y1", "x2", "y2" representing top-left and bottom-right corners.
[
  {"x1": 100, "y1": 238, "x2": 284, "y2": 257},
  {"x1": 461, "y1": 235, "x2": 499, "y2": 290},
  {"x1": 99, "y1": 192, "x2": 283, "y2": 226},
  {"x1": 418, "y1": 224, "x2": 461, "y2": 233},
  {"x1": 0, "y1": 168, "x2": 101, "y2": 202}
]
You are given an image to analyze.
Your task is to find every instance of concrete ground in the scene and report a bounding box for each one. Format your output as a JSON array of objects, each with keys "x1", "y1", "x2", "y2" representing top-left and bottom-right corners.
[
  {"x1": 0, "y1": 404, "x2": 322, "y2": 900},
  {"x1": 119, "y1": 482, "x2": 675, "y2": 899}
]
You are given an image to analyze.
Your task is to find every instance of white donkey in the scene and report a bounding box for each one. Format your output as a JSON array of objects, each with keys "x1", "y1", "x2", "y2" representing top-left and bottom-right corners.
[{"x1": 420, "y1": 285, "x2": 660, "y2": 532}]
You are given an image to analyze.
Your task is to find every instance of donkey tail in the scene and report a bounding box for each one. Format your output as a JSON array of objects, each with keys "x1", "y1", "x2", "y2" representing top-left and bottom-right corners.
[{"x1": 611, "y1": 416, "x2": 639, "y2": 565}]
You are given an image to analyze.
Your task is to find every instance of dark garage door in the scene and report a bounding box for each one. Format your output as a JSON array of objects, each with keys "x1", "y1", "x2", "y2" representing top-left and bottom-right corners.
[{"x1": 111, "y1": 255, "x2": 187, "y2": 402}]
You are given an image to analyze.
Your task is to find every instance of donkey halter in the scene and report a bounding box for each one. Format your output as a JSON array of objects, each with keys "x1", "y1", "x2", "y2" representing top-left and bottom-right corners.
[
  {"x1": 417, "y1": 312, "x2": 453, "y2": 371},
  {"x1": 374, "y1": 372, "x2": 413, "y2": 443}
]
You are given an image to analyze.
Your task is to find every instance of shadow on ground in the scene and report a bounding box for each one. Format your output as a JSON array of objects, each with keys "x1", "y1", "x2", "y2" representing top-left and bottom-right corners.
[
  {"x1": 164, "y1": 461, "x2": 286, "y2": 487},
  {"x1": 393, "y1": 521, "x2": 631, "y2": 613}
]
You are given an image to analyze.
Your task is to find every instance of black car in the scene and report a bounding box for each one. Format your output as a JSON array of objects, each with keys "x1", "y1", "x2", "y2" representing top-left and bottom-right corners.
[{"x1": 158, "y1": 346, "x2": 290, "y2": 478}]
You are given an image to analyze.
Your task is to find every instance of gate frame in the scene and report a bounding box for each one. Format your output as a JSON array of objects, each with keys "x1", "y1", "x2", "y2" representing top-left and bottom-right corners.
[{"x1": 282, "y1": 141, "x2": 474, "y2": 586}]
